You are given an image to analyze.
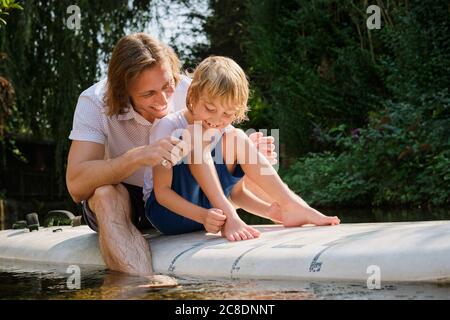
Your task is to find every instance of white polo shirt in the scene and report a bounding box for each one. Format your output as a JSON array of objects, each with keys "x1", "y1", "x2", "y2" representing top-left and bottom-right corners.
[{"x1": 68, "y1": 75, "x2": 192, "y2": 187}]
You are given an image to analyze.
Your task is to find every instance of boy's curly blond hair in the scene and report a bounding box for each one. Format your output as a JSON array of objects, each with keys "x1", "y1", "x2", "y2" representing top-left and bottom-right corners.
[{"x1": 186, "y1": 56, "x2": 249, "y2": 124}]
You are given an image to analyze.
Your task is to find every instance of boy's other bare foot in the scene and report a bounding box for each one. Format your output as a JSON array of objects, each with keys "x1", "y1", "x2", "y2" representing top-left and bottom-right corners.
[
  {"x1": 221, "y1": 216, "x2": 261, "y2": 241},
  {"x1": 280, "y1": 201, "x2": 340, "y2": 227}
]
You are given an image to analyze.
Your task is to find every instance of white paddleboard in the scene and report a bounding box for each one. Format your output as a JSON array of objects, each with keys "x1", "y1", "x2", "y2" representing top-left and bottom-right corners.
[{"x1": 0, "y1": 221, "x2": 449, "y2": 282}]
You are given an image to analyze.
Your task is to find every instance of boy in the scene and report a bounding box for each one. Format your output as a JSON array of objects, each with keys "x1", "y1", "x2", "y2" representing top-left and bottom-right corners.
[{"x1": 143, "y1": 56, "x2": 340, "y2": 241}]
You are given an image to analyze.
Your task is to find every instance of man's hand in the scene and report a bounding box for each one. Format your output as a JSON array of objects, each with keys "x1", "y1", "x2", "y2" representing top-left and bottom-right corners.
[
  {"x1": 249, "y1": 132, "x2": 277, "y2": 165},
  {"x1": 202, "y1": 208, "x2": 227, "y2": 234},
  {"x1": 140, "y1": 136, "x2": 190, "y2": 168}
]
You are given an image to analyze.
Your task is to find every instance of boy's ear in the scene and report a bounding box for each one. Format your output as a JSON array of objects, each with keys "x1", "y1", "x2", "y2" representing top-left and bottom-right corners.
[{"x1": 185, "y1": 87, "x2": 194, "y2": 112}]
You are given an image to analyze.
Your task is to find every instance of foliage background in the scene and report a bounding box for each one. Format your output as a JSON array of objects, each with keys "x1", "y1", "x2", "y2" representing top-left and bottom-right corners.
[
  {"x1": 188, "y1": 0, "x2": 449, "y2": 207},
  {"x1": 0, "y1": 0, "x2": 448, "y2": 208}
]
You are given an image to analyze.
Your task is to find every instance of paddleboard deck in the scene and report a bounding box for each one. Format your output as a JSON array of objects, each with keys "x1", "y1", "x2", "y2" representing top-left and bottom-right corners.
[{"x1": 1, "y1": 221, "x2": 449, "y2": 282}]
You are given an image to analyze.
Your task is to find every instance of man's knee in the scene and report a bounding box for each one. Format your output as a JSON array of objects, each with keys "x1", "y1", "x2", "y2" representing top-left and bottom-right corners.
[{"x1": 88, "y1": 185, "x2": 131, "y2": 220}]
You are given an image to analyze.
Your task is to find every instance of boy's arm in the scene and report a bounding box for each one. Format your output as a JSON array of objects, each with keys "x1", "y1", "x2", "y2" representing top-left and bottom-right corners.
[
  {"x1": 187, "y1": 142, "x2": 261, "y2": 241},
  {"x1": 187, "y1": 147, "x2": 237, "y2": 218},
  {"x1": 178, "y1": 125, "x2": 237, "y2": 217},
  {"x1": 152, "y1": 164, "x2": 210, "y2": 225}
]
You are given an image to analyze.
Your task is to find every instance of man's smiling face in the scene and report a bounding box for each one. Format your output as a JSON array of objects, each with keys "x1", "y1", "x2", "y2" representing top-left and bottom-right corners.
[{"x1": 128, "y1": 61, "x2": 175, "y2": 122}]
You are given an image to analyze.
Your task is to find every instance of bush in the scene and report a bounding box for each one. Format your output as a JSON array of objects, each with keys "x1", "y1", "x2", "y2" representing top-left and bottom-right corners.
[
  {"x1": 280, "y1": 0, "x2": 449, "y2": 208},
  {"x1": 283, "y1": 95, "x2": 450, "y2": 207}
]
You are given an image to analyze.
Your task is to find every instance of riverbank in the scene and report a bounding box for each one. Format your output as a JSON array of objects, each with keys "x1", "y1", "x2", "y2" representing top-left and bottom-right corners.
[{"x1": 0, "y1": 198, "x2": 79, "y2": 230}]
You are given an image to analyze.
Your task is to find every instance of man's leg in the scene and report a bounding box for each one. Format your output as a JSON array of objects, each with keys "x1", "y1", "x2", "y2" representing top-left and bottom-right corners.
[{"x1": 87, "y1": 184, "x2": 153, "y2": 276}]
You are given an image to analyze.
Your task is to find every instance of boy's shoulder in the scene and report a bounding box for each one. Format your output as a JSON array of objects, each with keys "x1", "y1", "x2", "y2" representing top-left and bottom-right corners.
[
  {"x1": 223, "y1": 124, "x2": 236, "y2": 133},
  {"x1": 150, "y1": 110, "x2": 188, "y2": 138},
  {"x1": 156, "y1": 110, "x2": 187, "y2": 128}
]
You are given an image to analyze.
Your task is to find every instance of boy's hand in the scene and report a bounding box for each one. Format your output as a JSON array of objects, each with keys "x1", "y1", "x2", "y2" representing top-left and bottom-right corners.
[
  {"x1": 203, "y1": 208, "x2": 227, "y2": 234},
  {"x1": 249, "y1": 132, "x2": 277, "y2": 165}
]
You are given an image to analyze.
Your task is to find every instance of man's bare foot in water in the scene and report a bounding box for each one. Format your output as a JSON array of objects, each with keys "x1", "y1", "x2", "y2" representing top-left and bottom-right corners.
[
  {"x1": 280, "y1": 200, "x2": 340, "y2": 227},
  {"x1": 138, "y1": 274, "x2": 179, "y2": 289},
  {"x1": 99, "y1": 272, "x2": 179, "y2": 299},
  {"x1": 103, "y1": 272, "x2": 179, "y2": 289}
]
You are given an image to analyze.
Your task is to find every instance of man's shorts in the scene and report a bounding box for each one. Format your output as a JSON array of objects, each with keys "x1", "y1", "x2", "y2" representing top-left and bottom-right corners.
[
  {"x1": 144, "y1": 138, "x2": 245, "y2": 235},
  {"x1": 81, "y1": 183, "x2": 153, "y2": 232}
]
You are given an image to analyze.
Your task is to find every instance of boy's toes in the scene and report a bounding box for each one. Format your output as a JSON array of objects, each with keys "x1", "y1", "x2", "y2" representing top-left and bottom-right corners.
[
  {"x1": 243, "y1": 230, "x2": 254, "y2": 239},
  {"x1": 328, "y1": 216, "x2": 340, "y2": 225},
  {"x1": 227, "y1": 234, "x2": 236, "y2": 241},
  {"x1": 238, "y1": 231, "x2": 248, "y2": 240},
  {"x1": 234, "y1": 232, "x2": 242, "y2": 241},
  {"x1": 247, "y1": 227, "x2": 261, "y2": 238}
]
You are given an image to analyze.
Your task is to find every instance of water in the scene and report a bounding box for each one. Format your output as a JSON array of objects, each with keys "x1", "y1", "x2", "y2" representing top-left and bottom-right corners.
[
  {"x1": 1, "y1": 261, "x2": 449, "y2": 300},
  {"x1": 0, "y1": 207, "x2": 449, "y2": 300}
]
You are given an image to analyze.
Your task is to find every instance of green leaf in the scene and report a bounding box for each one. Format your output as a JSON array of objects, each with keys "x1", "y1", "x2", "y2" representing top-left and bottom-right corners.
[{"x1": 10, "y1": 3, "x2": 23, "y2": 10}]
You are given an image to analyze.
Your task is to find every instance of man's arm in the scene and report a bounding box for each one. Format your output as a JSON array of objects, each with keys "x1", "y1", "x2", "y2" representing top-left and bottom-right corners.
[
  {"x1": 66, "y1": 137, "x2": 183, "y2": 203},
  {"x1": 66, "y1": 141, "x2": 139, "y2": 202}
]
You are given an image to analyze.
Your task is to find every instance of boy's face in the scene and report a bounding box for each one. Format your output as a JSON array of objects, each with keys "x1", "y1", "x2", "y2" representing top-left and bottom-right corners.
[
  {"x1": 128, "y1": 61, "x2": 175, "y2": 123},
  {"x1": 192, "y1": 95, "x2": 238, "y2": 130}
]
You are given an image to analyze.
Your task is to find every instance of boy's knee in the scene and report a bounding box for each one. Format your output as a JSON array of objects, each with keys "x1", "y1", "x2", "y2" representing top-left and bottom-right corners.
[
  {"x1": 224, "y1": 129, "x2": 255, "y2": 163},
  {"x1": 225, "y1": 129, "x2": 251, "y2": 149},
  {"x1": 231, "y1": 128, "x2": 248, "y2": 140}
]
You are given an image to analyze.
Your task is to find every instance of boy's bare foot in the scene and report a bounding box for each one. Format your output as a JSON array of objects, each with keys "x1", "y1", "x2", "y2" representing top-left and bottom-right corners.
[
  {"x1": 221, "y1": 216, "x2": 261, "y2": 241},
  {"x1": 280, "y1": 201, "x2": 340, "y2": 227},
  {"x1": 137, "y1": 274, "x2": 179, "y2": 289}
]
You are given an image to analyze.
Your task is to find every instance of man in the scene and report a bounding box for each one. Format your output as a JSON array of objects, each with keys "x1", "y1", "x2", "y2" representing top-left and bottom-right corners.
[{"x1": 66, "y1": 33, "x2": 276, "y2": 286}]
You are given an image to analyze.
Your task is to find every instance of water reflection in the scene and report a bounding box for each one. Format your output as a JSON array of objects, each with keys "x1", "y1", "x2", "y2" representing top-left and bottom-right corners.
[{"x1": 0, "y1": 263, "x2": 449, "y2": 300}]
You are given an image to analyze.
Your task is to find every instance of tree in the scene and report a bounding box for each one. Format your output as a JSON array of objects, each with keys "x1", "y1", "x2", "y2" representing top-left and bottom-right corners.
[
  {"x1": 0, "y1": 1, "x2": 156, "y2": 195},
  {"x1": 0, "y1": 0, "x2": 22, "y2": 27}
]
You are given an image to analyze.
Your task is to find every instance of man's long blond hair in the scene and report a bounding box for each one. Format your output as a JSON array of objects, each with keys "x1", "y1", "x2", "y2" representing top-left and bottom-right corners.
[{"x1": 104, "y1": 33, "x2": 180, "y2": 116}]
